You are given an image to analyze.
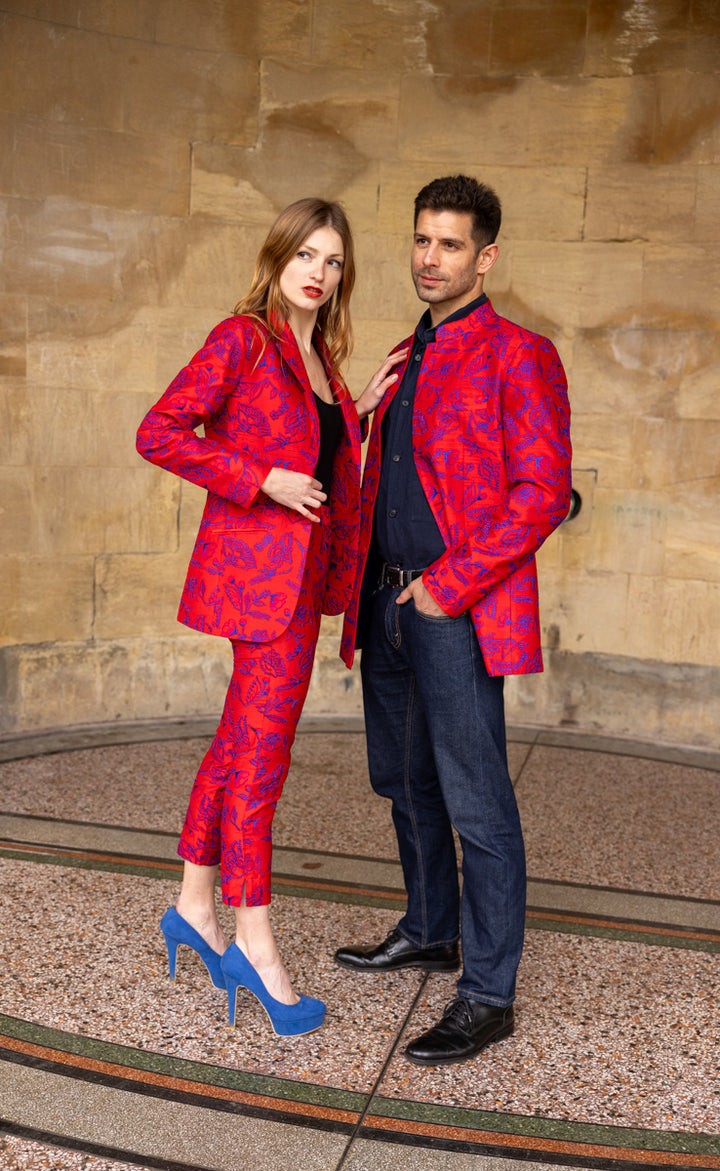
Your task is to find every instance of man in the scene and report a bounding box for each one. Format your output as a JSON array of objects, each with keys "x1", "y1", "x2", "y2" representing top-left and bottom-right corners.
[{"x1": 335, "y1": 175, "x2": 572, "y2": 1066}]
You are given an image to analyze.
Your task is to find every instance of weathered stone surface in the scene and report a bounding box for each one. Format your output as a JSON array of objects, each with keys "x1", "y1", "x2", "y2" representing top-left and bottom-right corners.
[
  {"x1": 1, "y1": 1, "x2": 719, "y2": 747},
  {"x1": 419, "y1": 0, "x2": 493, "y2": 77},
  {"x1": 625, "y1": 576, "x2": 720, "y2": 669},
  {"x1": 94, "y1": 553, "x2": 188, "y2": 639},
  {"x1": 511, "y1": 242, "x2": 644, "y2": 330},
  {"x1": 153, "y1": 0, "x2": 311, "y2": 58},
  {"x1": 584, "y1": 165, "x2": 698, "y2": 243},
  {"x1": 154, "y1": 308, "x2": 230, "y2": 394},
  {"x1": 0, "y1": 11, "x2": 259, "y2": 145},
  {"x1": 570, "y1": 329, "x2": 692, "y2": 419},
  {"x1": 2, "y1": 200, "x2": 200, "y2": 332},
  {"x1": 31, "y1": 466, "x2": 178, "y2": 556},
  {"x1": 0, "y1": 295, "x2": 27, "y2": 378},
  {"x1": 0, "y1": 13, "x2": 125, "y2": 130},
  {"x1": 586, "y1": 0, "x2": 694, "y2": 78},
  {"x1": 0, "y1": 636, "x2": 232, "y2": 734},
  {"x1": 398, "y1": 74, "x2": 534, "y2": 167},
  {"x1": 641, "y1": 245, "x2": 720, "y2": 329},
  {"x1": 561, "y1": 487, "x2": 668, "y2": 578},
  {"x1": 263, "y1": 62, "x2": 399, "y2": 159},
  {"x1": 676, "y1": 331, "x2": 720, "y2": 420},
  {"x1": 121, "y1": 41, "x2": 258, "y2": 145},
  {"x1": 0, "y1": 0, "x2": 157, "y2": 40},
  {"x1": 0, "y1": 0, "x2": 308, "y2": 54},
  {"x1": 6, "y1": 113, "x2": 191, "y2": 216},
  {"x1": 398, "y1": 74, "x2": 658, "y2": 170},
  {"x1": 351, "y1": 231, "x2": 422, "y2": 323},
  {"x1": 0, "y1": 468, "x2": 33, "y2": 557},
  {"x1": 490, "y1": 2, "x2": 587, "y2": 77},
  {"x1": 311, "y1": 0, "x2": 438, "y2": 71},
  {"x1": 0, "y1": 384, "x2": 31, "y2": 466},
  {"x1": 665, "y1": 484, "x2": 720, "y2": 584},
  {"x1": 190, "y1": 146, "x2": 278, "y2": 226},
  {"x1": 506, "y1": 650, "x2": 720, "y2": 749},
  {"x1": 190, "y1": 98, "x2": 384, "y2": 221},
  {"x1": 375, "y1": 163, "x2": 586, "y2": 242},
  {"x1": 190, "y1": 144, "x2": 383, "y2": 240},
  {"x1": 557, "y1": 467, "x2": 597, "y2": 539},
  {"x1": 0, "y1": 554, "x2": 94, "y2": 645},
  {"x1": 633, "y1": 418, "x2": 720, "y2": 491},
  {"x1": 688, "y1": 0, "x2": 720, "y2": 72},
  {"x1": 696, "y1": 166, "x2": 720, "y2": 242},
  {"x1": 654, "y1": 74, "x2": 720, "y2": 165},
  {"x1": 537, "y1": 564, "x2": 631, "y2": 657}
]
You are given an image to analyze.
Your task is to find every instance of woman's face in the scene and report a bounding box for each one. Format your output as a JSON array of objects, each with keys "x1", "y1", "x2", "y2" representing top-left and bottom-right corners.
[{"x1": 279, "y1": 225, "x2": 344, "y2": 319}]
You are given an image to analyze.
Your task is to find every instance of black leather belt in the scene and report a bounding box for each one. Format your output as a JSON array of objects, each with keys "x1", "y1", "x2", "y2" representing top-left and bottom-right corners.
[{"x1": 379, "y1": 563, "x2": 425, "y2": 588}]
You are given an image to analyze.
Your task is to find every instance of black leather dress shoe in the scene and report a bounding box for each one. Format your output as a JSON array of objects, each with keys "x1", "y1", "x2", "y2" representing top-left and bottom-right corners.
[
  {"x1": 334, "y1": 928, "x2": 460, "y2": 973},
  {"x1": 404, "y1": 997, "x2": 514, "y2": 1066}
]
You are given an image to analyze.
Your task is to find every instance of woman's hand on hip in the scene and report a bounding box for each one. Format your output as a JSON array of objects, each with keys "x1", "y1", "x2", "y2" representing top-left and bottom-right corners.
[
  {"x1": 355, "y1": 349, "x2": 408, "y2": 419},
  {"x1": 260, "y1": 468, "x2": 326, "y2": 521}
]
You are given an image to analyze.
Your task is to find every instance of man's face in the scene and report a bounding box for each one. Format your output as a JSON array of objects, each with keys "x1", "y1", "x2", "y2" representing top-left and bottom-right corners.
[{"x1": 411, "y1": 209, "x2": 494, "y2": 321}]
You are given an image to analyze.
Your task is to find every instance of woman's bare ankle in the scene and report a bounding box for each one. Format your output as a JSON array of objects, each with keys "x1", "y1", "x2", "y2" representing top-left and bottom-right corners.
[{"x1": 175, "y1": 898, "x2": 225, "y2": 954}]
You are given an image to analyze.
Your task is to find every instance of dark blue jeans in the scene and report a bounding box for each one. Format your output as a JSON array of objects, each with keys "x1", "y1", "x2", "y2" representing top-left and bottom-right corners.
[{"x1": 360, "y1": 585, "x2": 526, "y2": 1006}]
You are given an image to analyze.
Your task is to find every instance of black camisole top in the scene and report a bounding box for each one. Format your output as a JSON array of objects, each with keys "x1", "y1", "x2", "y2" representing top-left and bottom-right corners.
[{"x1": 312, "y1": 393, "x2": 344, "y2": 497}]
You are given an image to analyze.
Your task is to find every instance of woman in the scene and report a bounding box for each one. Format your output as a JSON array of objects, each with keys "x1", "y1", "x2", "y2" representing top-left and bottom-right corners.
[{"x1": 137, "y1": 199, "x2": 403, "y2": 1037}]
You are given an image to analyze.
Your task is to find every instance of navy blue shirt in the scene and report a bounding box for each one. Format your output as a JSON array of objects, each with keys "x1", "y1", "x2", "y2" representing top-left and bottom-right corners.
[{"x1": 374, "y1": 293, "x2": 488, "y2": 569}]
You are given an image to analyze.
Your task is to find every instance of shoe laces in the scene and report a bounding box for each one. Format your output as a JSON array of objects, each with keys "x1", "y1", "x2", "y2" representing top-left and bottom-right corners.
[{"x1": 441, "y1": 997, "x2": 474, "y2": 1031}]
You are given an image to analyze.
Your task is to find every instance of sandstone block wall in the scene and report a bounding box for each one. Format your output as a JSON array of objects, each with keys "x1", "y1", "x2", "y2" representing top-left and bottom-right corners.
[{"x1": 1, "y1": 0, "x2": 718, "y2": 746}]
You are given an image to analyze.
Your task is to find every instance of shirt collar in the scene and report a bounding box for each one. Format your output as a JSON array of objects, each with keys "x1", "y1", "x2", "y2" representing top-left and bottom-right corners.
[{"x1": 416, "y1": 292, "x2": 488, "y2": 344}]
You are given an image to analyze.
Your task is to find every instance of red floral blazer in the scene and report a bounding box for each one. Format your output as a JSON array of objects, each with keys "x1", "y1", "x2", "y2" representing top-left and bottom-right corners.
[
  {"x1": 137, "y1": 316, "x2": 362, "y2": 643},
  {"x1": 340, "y1": 300, "x2": 572, "y2": 677}
]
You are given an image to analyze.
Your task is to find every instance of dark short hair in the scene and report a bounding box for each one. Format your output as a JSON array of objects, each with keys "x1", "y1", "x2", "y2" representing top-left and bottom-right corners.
[{"x1": 414, "y1": 175, "x2": 502, "y2": 247}]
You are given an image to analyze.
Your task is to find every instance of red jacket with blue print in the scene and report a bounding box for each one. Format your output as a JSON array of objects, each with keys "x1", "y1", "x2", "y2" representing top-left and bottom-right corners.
[
  {"x1": 137, "y1": 316, "x2": 362, "y2": 643},
  {"x1": 340, "y1": 299, "x2": 572, "y2": 676}
]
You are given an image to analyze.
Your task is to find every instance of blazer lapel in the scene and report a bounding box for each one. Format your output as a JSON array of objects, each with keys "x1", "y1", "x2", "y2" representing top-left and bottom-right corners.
[{"x1": 275, "y1": 321, "x2": 316, "y2": 401}]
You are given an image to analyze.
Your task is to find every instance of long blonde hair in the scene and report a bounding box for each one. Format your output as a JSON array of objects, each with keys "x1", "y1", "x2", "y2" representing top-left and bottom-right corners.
[{"x1": 234, "y1": 198, "x2": 355, "y2": 373}]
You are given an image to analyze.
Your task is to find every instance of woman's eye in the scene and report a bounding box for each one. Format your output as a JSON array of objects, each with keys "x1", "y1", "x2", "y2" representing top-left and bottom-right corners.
[{"x1": 329, "y1": 258, "x2": 343, "y2": 269}]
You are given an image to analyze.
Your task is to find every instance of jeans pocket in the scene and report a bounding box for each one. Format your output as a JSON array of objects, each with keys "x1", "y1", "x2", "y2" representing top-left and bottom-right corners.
[{"x1": 412, "y1": 599, "x2": 457, "y2": 623}]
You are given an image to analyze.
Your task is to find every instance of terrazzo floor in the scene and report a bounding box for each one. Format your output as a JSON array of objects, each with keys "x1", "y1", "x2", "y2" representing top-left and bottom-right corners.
[{"x1": 0, "y1": 720, "x2": 719, "y2": 1171}]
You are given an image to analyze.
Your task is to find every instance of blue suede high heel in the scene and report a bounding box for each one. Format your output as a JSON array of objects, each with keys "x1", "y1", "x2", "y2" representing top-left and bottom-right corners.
[
  {"x1": 220, "y1": 943, "x2": 326, "y2": 1037},
  {"x1": 160, "y1": 907, "x2": 225, "y2": 990}
]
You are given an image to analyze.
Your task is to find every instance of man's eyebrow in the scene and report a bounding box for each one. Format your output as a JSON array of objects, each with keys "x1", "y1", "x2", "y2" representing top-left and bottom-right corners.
[{"x1": 414, "y1": 232, "x2": 467, "y2": 247}]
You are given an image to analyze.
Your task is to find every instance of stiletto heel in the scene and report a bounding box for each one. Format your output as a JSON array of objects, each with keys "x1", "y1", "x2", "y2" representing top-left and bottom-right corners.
[
  {"x1": 164, "y1": 933, "x2": 179, "y2": 981},
  {"x1": 220, "y1": 943, "x2": 325, "y2": 1037},
  {"x1": 160, "y1": 907, "x2": 225, "y2": 990}
]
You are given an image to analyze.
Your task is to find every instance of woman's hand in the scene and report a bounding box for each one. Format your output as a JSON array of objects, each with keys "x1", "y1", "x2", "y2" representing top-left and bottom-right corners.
[
  {"x1": 355, "y1": 349, "x2": 409, "y2": 419},
  {"x1": 260, "y1": 468, "x2": 326, "y2": 522}
]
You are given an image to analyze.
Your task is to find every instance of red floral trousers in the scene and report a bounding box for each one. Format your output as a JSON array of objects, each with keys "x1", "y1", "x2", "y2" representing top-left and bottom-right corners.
[{"x1": 177, "y1": 514, "x2": 331, "y2": 906}]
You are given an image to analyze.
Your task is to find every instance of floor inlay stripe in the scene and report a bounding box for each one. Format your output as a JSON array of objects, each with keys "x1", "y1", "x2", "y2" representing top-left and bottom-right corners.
[
  {"x1": 0, "y1": 1123, "x2": 217, "y2": 1171},
  {"x1": 0, "y1": 1016, "x2": 364, "y2": 1113},
  {"x1": 526, "y1": 908, "x2": 720, "y2": 952},
  {"x1": 3, "y1": 1017, "x2": 718, "y2": 1169},
  {"x1": 0, "y1": 1040, "x2": 359, "y2": 1131},
  {"x1": 359, "y1": 1120, "x2": 720, "y2": 1169},
  {"x1": 3, "y1": 839, "x2": 718, "y2": 949}
]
